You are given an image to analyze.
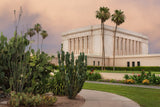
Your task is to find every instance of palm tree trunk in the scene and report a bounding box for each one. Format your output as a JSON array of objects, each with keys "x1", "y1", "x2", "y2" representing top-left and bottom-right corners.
[
  {"x1": 101, "y1": 22, "x2": 104, "y2": 70},
  {"x1": 113, "y1": 24, "x2": 118, "y2": 71},
  {"x1": 30, "y1": 37, "x2": 32, "y2": 49},
  {"x1": 37, "y1": 33, "x2": 39, "y2": 50},
  {"x1": 41, "y1": 39, "x2": 43, "y2": 52},
  {"x1": 101, "y1": 22, "x2": 105, "y2": 70},
  {"x1": 102, "y1": 23, "x2": 105, "y2": 70}
]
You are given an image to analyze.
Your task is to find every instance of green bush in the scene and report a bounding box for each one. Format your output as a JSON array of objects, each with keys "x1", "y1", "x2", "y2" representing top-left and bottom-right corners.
[
  {"x1": 50, "y1": 45, "x2": 87, "y2": 99},
  {"x1": 24, "y1": 49, "x2": 54, "y2": 94},
  {"x1": 124, "y1": 71, "x2": 160, "y2": 85},
  {"x1": 87, "y1": 72, "x2": 101, "y2": 81},
  {"x1": 87, "y1": 66, "x2": 160, "y2": 71}
]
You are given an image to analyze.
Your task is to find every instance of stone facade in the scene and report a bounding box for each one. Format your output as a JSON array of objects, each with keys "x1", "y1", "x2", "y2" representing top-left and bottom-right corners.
[{"x1": 54, "y1": 24, "x2": 160, "y2": 67}]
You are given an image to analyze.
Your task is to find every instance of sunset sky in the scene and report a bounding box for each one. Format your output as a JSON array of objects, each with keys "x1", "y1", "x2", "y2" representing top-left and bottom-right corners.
[{"x1": 1, "y1": 0, "x2": 160, "y2": 54}]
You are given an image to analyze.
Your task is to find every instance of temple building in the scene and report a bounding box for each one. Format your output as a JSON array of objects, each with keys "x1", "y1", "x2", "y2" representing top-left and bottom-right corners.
[{"x1": 57, "y1": 25, "x2": 160, "y2": 67}]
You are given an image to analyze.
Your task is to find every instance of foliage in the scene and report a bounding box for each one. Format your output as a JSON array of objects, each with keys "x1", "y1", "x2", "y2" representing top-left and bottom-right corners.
[
  {"x1": 51, "y1": 45, "x2": 87, "y2": 99},
  {"x1": 96, "y1": 7, "x2": 110, "y2": 70},
  {"x1": 34, "y1": 23, "x2": 42, "y2": 50},
  {"x1": 40, "y1": 30, "x2": 48, "y2": 52},
  {"x1": 0, "y1": 29, "x2": 53, "y2": 94},
  {"x1": 142, "y1": 79, "x2": 150, "y2": 85},
  {"x1": 111, "y1": 10, "x2": 125, "y2": 25},
  {"x1": 124, "y1": 71, "x2": 160, "y2": 85},
  {"x1": 124, "y1": 74, "x2": 129, "y2": 80},
  {"x1": 65, "y1": 52, "x2": 87, "y2": 99},
  {"x1": 98, "y1": 79, "x2": 124, "y2": 83},
  {"x1": 9, "y1": 91, "x2": 56, "y2": 107},
  {"x1": 86, "y1": 66, "x2": 160, "y2": 71},
  {"x1": 126, "y1": 79, "x2": 135, "y2": 84},
  {"x1": 48, "y1": 72, "x2": 66, "y2": 96},
  {"x1": 0, "y1": 33, "x2": 31, "y2": 92},
  {"x1": 87, "y1": 72, "x2": 101, "y2": 81},
  {"x1": 41, "y1": 95, "x2": 57, "y2": 106},
  {"x1": 24, "y1": 49, "x2": 54, "y2": 94}
]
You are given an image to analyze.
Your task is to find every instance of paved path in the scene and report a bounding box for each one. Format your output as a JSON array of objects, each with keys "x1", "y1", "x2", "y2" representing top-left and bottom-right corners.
[
  {"x1": 100, "y1": 73, "x2": 160, "y2": 80},
  {"x1": 86, "y1": 81, "x2": 160, "y2": 89},
  {"x1": 79, "y1": 89, "x2": 140, "y2": 107},
  {"x1": 100, "y1": 73, "x2": 132, "y2": 80}
]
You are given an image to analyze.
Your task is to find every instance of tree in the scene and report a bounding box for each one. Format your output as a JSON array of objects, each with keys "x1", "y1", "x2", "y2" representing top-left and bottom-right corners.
[
  {"x1": 34, "y1": 23, "x2": 42, "y2": 50},
  {"x1": 111, "y1": 10, "x2": 125, "y2": 71},
  {"x1": 96, "y1": 7, "x2": 110, "y2": 70},
  {"x1": 27, "y1": 28, "x2": 35, "y2": 48},
  {"x1": 40, "y1": 30, "x2": 48, "y2": 52}
]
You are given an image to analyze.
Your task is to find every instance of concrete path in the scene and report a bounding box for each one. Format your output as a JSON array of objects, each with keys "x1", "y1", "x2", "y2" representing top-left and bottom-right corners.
[
  {"x1": 100, "y1": 73, "x2": 133, "y2": 80},
  {"x1": 86, "y1": 81, "x2": 160, "y2": 89},
  {"x1": 100, "y1": 73, "x2": 160, "y2": 80},
  {"x1": 79, "y1": 89, "x2": 140, "y2": 107}
]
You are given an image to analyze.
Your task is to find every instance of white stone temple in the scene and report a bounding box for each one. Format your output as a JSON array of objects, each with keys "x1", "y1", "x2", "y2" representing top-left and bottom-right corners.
[{"x1": 52, "y1": 25, "x2": 160, "y2": 67}]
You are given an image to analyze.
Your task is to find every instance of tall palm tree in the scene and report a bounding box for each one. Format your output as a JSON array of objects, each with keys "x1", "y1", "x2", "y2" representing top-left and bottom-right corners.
[
  {"x1": 111, "y1": 10, "x2": 125, "y2": 71},
  {"x1": 34, "y1": 23, "x2": 42, "y2": 50},
  {"x1": 40, "y1": 30, "x2": 48, "y2": 52},
  {"x1": 96, "y1": 7, "x2": 110, "y2": 70},
  {"x1": 27, "y1": 28, "x2": 35, "y2": 48}
]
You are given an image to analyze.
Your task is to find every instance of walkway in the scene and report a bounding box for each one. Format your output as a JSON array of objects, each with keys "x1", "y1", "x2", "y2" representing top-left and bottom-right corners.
[
  {"x1": 79, "y1": 89, "x2": 140, "y2": 107},
  {"x1": 86, "y1": 81, "x2": 160, "y2": 89}
]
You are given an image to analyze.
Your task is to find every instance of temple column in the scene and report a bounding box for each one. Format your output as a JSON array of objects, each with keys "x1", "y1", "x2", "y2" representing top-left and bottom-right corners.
[
  {"x1": 82, "y1": 37, "x2": 84, "y2": 52},
  {"x1": 119, "y1": 37, "x2": 121, "y2": 55},
  {"x1": 136, "y1": 41, "x2": 138, "y2": 54},
  {"x1": 127, "y1": 39, "x2": 129, "y2": 55},
  {"x1": 139, "y1": 41, "x2": 142, "y2": 54},
  {"x1": 122, "y1": 38, "x2": 126, "y2": 55},
  {"x1": 130, "y1": 40, "x2": 132, "y2": 55},
  {"x1": 115, "y1": 37, "x2": 118, "y2": 55}
]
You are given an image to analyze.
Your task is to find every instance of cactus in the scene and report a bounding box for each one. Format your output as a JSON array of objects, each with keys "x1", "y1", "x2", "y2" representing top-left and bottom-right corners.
[{"x1": 57, "y1": 44, "x2": 87, "y2": 98}]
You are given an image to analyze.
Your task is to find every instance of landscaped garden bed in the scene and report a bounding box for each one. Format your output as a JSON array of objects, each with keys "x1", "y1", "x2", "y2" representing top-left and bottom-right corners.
[{"x1": 0, "y1": 22, "x2": 87, "y2": 107}]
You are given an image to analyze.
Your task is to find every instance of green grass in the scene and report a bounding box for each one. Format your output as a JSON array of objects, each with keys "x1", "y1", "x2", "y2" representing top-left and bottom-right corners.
[
  {"x1": 83, "y1": 83, "x2": 160, "y2": 107},
  {"x1": 94, "y1": 70, "x2": 160, "y2": 74}
]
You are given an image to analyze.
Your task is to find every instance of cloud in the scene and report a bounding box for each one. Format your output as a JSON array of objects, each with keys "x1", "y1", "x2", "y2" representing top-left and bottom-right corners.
[{"x1": 0, "y1": 0, "x2": 160, "y2": 53}]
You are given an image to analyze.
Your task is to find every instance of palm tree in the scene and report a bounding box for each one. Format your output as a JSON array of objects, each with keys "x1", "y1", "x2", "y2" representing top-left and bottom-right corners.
[
  {"x1": 27, "y1": 28, "x2": 35, "y2": 48},
  {"x1": 34, "y1": 23, "x2": 42, "y2": 50},
  {"x1": 96, "y1": 7, "x2": 110, "y2": 70},
  {"x1": 40, "y1": 30, "x2": 48, "y2": 52},
  {"x1": 111, "y1": 10, "x2": 125, "y2": 71}
]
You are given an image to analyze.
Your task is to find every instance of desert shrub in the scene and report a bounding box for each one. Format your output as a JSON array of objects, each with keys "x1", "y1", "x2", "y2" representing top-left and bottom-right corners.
[
  {"x1": 9, "y1": 91, "x2": 56, "y2": 107},
  {"x1": 41, "y1": 95, "x2": 57, "y2": 106},
  {"x1": 51, "y1": 45, "x2": 87, "y2": 99},
  {"x1": 87, "y1": 72, "x2": 101, "y2": 81},
  {"x1": 48, "y1": 72, "x2": 66, "y2": 96},
  {"x1": 24, "y1": 49, "x2": 54, "y2": 94},
  {"x1": 124, "y1": 74, "x2": 129, "y2": 80}
]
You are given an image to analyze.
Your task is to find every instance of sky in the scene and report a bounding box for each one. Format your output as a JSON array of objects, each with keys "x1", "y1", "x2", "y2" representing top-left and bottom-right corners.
[{"x1": 0, "y1": 0, "x2": 160, "y2": 54}]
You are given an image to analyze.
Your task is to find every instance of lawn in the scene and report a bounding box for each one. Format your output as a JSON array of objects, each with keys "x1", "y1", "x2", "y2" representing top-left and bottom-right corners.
[
  {"x1": 94, "y1": 70, "x2": 160, "y2": 74},
  {"x1": 83, "y1": 82, "x2": 160, "y2": 107}
]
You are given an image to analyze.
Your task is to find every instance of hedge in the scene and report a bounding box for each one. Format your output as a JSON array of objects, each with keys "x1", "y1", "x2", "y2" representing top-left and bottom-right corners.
[
  {"x1": 87, "y1": 66, "x2": 160, "y2": 71},
  {"x1": 53, "y1": 65, "x2": 160, "y2": 72}
]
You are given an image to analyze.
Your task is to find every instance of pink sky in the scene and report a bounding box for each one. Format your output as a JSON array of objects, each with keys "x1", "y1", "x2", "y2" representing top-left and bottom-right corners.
[{"x1": 0, "y1": 0, "x2": 160, "y2": 54}]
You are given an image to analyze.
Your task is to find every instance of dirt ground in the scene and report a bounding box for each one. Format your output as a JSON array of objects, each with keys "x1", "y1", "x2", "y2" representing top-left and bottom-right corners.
[
  {"x1": 0, "y1": 95, "x2": 85, "y2": 107},
  {"x1": 54, "y1": 95, "x2": 85, "y2": 107}
]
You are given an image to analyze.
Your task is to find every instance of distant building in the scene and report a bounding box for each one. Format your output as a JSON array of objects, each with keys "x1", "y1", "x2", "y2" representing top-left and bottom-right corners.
[{"x1": 55, "y1": 25, "x2": 160, "y2": 67}]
